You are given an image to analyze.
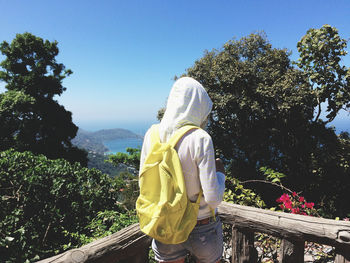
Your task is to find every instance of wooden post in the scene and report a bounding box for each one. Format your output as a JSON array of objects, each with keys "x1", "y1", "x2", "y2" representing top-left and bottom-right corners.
[
  {"x1": 279, "y1": 238, "x2": 304, "y2": 263},
  {"x1": 335, "y1": 245, "x2": 350, "y2": 263},
  {"x1": 131, "y1": 244, "x2": 149, "y2": 263},
  {"x1": 231, "y1": 227, "x2": 257, "y2": 263},
  {"x1": 335, "y1": 230, "x2": 350, "y2": 263}
]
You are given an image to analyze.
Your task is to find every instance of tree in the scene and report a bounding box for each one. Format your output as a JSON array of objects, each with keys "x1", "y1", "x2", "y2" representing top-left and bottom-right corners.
[
  {"x1": 0, "y1": 33, "x2": 87, "y2": 165},
  {"x1": 106, "y1": 147, "x2": 141, "y2": 209},
  {"x1": 106, "y1": 147, "x2": 141, "y2": 170},
  {"x1": 297, "y1": 24, "x2": 350, "y2": 122},
  {"x1": 187, "y1": 33, "x2": 314, "y2": 178},
  {"x1": 185, "y1": 29, "x2": 350, "y2": 217}
]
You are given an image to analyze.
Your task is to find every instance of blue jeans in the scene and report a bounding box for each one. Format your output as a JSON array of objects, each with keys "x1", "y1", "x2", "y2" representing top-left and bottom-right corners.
[{"x1": 152, "y1": 218, "x2": 223, "y2": 263}]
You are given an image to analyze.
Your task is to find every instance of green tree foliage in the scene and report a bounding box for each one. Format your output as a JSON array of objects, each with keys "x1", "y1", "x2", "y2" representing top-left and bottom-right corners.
[
  {"x1": 0, "y1": 149, "x2": 127, "y2": 262},
  {"x1": 87, "y1": 152, "x2": 121, "y2": 177},
  {"x1": 297, "y1": 24, "x2": 350, "y2": 122},
  {"x1": 106, "y1": 147, "x2": 141, "y2": 170},
  {"x1": 106, "y1": 147, "x2": 141, "y2": 209},
  {"x1": 185, "y1": 28, "x2": 350, "y2": 217},
  {"x1": 186, "y1": 32, "x2": 315, "y2": 179},
  {"x1": 0, "y1": 33, "x2": 87, "y2": 165}
]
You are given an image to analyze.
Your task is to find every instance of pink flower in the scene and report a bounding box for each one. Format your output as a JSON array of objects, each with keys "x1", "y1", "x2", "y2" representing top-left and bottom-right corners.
[
  {"x1": 276, "y1": 192, "x2": 317, "y2": 216},
  {"x1": 284, "y1": 201, "x2": 293, "y2": 209},
  {"x1": 305, "y1": 202, "x2": 314, "y2": 209},
  {"x1": 291, "y1": 208, "x2": 300, "y2": 214},
  {"x1": 279, "y1": 193, "x2": 290, "y2": 202}
]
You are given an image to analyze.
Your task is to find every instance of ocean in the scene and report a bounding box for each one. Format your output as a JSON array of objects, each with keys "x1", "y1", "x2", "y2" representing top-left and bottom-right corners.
[{"x1": 103, "y1": 137, "x2": 144, "y2": 154}]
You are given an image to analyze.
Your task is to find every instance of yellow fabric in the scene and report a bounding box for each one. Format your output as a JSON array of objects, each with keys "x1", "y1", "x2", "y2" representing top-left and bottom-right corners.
[{"x1": 136, "y1": 124, "x2": 202, "y2": 244}]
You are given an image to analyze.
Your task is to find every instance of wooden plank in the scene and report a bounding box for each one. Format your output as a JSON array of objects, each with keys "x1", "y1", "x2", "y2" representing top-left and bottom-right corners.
[
  {"x1": 231, "y1": 228, "x2": 257, "y2": 263},
  {"x1": 218, "y1": 202, "x2": 350, "y2": 249},
  {"x1": 279, "y1": 238, "x2": 304, "y2": 263},
  {"x1": 335, "y1": 244, "x2": 350, "y2": 263},
  {"x1": 335, "y1": 254, "x2": 349, "y2": 263},
  {"x1": 36, "y1": 223, "x2": 151, "y2": 263}
]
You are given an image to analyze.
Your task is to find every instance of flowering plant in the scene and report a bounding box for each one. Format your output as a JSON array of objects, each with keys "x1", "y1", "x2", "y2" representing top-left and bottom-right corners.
[{"x1": 276, "y1": 192, "x2": 318, "y2": 216}]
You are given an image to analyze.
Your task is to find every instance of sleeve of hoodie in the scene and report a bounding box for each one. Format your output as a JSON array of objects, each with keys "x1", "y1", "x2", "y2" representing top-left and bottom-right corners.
[{"x1": 196, "y1": 132, "x2": 225, "y2": 210}]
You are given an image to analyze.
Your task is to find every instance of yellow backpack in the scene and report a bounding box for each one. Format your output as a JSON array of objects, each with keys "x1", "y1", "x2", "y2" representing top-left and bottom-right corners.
[{"x1": 136, "y1": 124, "x2": 202, "y2": 244}]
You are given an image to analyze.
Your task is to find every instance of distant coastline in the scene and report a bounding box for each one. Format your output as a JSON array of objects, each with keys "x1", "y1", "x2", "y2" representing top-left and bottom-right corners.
[
  {"x1": 75, "y1": 121, "x2": 154, "y2": 137},
  {"x1": 72, "y1": 128, "x2": 143, "y2": 154},
  {"x1": 71, "y1": 128, "x2": 143, "y2": 176}
]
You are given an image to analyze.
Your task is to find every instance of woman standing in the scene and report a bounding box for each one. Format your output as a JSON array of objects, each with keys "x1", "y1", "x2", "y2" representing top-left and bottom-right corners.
[{"x1": 139, "y1": 77, "x2": 225, "y2": 263}]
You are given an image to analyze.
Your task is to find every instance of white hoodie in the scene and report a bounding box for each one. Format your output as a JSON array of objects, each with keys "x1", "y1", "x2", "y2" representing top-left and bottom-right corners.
[{"x1": 140, "y1": 77, "x2": 225, "y2": 219}]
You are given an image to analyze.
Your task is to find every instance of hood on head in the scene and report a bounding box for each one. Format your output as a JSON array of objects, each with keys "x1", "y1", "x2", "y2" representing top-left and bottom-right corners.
[{"x1": 159, "y1": 77, "x2": 213, "y2": 142}]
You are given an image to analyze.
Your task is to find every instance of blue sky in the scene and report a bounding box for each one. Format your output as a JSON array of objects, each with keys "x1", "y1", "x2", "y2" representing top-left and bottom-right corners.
[{"x1": 0, "y1": 0, "x2": 349, "y2": 133}]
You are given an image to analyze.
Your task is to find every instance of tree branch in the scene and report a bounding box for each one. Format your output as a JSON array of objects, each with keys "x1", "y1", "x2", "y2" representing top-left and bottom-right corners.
[
  {"x1": 240, "y1": 179, "x2": 296, "y2": 195},
  {"x1": 313, "y1": 96, "x2": 322, "y2": 122},
  {"x1": 42, "y1": 222, "x2": 51, "y2": 246}
]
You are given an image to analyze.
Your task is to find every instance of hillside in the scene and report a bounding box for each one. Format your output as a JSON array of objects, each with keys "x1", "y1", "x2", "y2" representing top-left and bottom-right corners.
[
  {"x1": 72, "y1": 130, "x2": 108, "y2": 154},
  {"x1": 72, "y1": 128, "x2": 143, "y2": 176},
  {"x1": 72, "y1": 128, "x2": 142, "y2": 154},
  {"x1": 92, "y1": 128, "x2": 143, "y2": 141}
]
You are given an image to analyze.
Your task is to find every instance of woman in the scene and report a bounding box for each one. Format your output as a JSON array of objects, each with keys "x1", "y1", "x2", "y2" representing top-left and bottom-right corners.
[{"x1": 140, "y1": 77, "x2": 225, "y2": 263}]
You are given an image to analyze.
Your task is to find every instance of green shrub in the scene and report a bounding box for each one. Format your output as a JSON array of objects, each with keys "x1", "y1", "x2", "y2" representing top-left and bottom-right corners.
[{"x1": 0, "y1": 149, "x2": 127, "y2": 262}]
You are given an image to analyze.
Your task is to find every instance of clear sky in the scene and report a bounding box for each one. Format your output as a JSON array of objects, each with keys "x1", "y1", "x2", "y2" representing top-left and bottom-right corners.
[{"x1": 0, "y1": 0, "x2": 349, "y2": 133}]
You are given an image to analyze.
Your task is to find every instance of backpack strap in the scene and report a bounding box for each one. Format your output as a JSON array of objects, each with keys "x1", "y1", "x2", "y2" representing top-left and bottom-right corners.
[
  {"x1": 167, "y1": 125, "x2": 199, "y2": 148},
  {"x1": 167, "y1": 125, "x2": 204, "y2": 210},
  {"x1": 149, "y1": 124, "x2": 161, "y2": 146},
  {"x1": 168, "y1": 126, "x2": 217, "y2": 221},
  {"x1": 196, "y1": 189, "x2": 203, "y2": 204}
]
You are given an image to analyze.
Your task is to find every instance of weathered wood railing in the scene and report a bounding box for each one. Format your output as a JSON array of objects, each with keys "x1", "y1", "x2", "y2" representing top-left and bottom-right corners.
[
  {"x1": 38, "y1": 202, "x2": 350, "y2": 263},
  {"x1": 219, "y1": 202, "x2": 350, "y2": 262}
]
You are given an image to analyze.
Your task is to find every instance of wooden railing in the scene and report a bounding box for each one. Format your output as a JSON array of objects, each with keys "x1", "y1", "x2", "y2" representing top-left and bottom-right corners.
[{"x1": 38, "y1": 202, "x2": 350, "y2": 263}]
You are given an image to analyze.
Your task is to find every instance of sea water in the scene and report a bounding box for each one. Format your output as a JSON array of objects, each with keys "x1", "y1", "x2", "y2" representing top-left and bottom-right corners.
[
  {"x1": 103, "y1": 137, "x2": 144, "y2": 154},
  {"x1": 77, "y1": 121, "x2": 152, "y2": 155}
]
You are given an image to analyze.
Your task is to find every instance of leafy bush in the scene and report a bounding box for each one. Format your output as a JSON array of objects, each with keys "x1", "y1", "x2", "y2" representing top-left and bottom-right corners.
[
  {"x1": 224, "y1": 177, "x2": 266, "y2": 208},
  {"x1": 63, "y1": 209, "x2": 138, "y2": 249},
  {"x1": 0, "y1": 149, "x2": 127, "y2": 262}
]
